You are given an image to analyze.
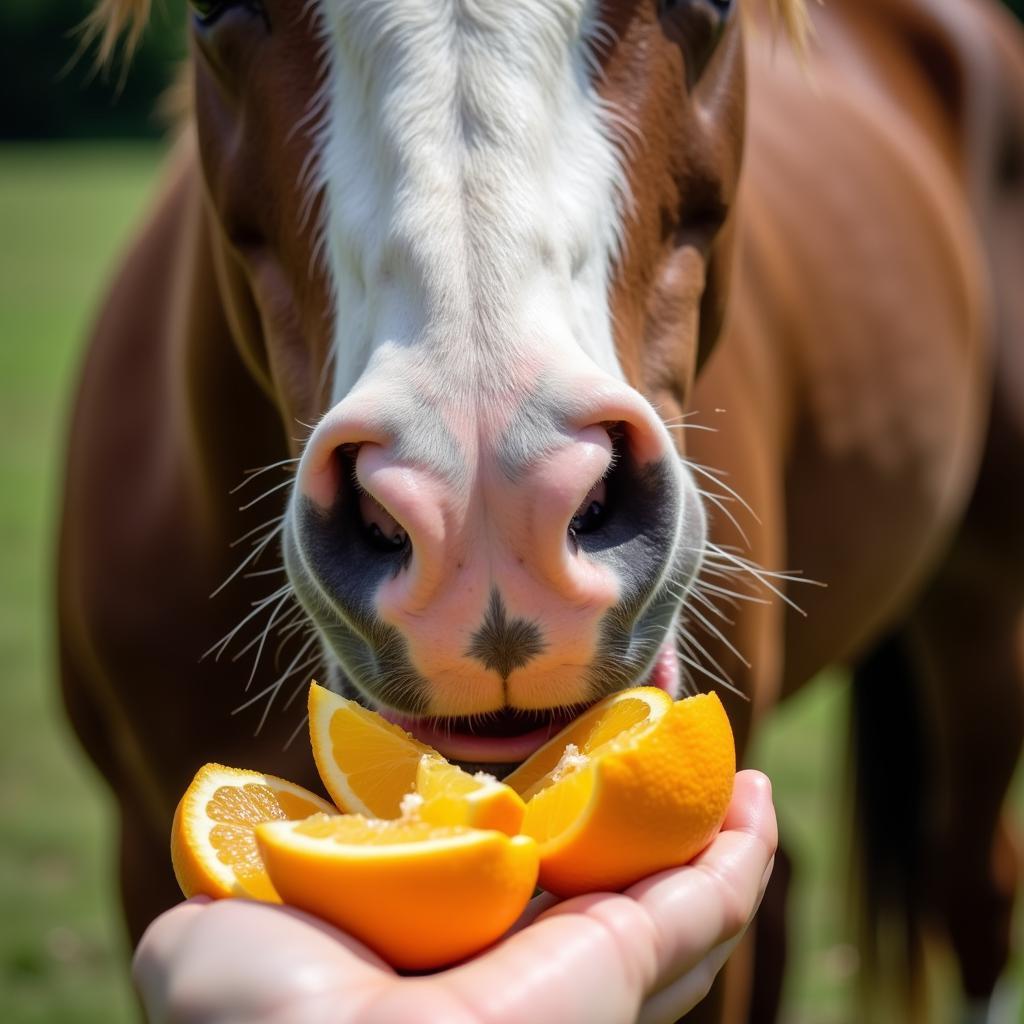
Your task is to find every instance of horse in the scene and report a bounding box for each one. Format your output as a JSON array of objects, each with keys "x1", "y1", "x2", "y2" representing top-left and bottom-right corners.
[{"x1": 60, "y1": 0, "x2": 1024, "y2": 1019}]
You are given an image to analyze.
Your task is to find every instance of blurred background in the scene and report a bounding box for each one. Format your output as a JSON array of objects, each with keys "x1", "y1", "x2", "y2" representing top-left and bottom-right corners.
[{"x1": 0, "y1": 2, "x2": 1022, "y2": 1022}]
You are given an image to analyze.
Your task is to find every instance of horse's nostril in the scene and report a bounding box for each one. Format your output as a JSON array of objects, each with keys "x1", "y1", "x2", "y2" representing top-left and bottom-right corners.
[
  {"x1": 366, "y1": 521, "x2": 409, "y2": 553},
  {"x1": 359, "y1": 490, "x2": 409, "y2": 554},
  {"x1": 569, "y1": 478, "x2": 608, "y2": 537},
  {"x1": 568, "y1": 424, "x2": 625, "y2": 541}
]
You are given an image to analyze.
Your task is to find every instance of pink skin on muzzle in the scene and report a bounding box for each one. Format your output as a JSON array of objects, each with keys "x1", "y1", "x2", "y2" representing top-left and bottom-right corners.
[{"x1": 377, "y1": 641, "x2": 682, "y2": 763}]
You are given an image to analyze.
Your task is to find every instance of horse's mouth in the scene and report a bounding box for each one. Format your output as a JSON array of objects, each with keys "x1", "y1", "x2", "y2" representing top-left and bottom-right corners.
[{"x1": 376, "y1": 641, "x2": 681, "y2": 767}]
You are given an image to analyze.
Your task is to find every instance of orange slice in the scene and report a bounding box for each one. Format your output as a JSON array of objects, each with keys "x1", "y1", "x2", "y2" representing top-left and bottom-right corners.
[
  {"x1": 256, "y1": 814, "x2": 538, "y2": 970},
  {"x1": 170, "y1": 764, "x2": 335, "y2": 902},
  {"x1": 507, "y1": 690, "x2": 735, "y2": 897},
  {"x1": 308, "y1": 682, "x2": 525, "y2": 831},
  {"x1": 413, "y1": 754, "x2": 526, "y2": 836},
  {"x1": 308, "y1": 682, "x2": 433, "y2": 817},
  {"x1": 503, "y1": 686, "x2": 673, "y2": 798}
]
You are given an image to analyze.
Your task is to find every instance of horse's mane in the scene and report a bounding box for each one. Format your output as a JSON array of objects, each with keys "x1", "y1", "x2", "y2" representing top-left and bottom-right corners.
[
  {"x1": 761, "y1": 0, "x2": 814, "y2": 54},
  {"x1": 84, "y1": 0, "x2": 150, "y2": 65},
  {"x1": 85, "y1": 0, "x2": 811, "y2": 64}
]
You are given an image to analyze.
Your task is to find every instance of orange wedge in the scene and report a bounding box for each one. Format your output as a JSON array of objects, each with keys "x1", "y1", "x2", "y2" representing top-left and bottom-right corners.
[
  {"x1": 309, "y1": 682, "x2": 433, "y2": 817},
  {"x1": 506, "y1": 690, "x2": 735, "y2": 897},
  {"x1": 308, "y1": 682, "x2": 525, "y2": 832},
  {"x1": 504, "y1": 686, "x2": 673, "y2": 797},
  {"x1": 256, "y1": 814, "x2": 538, "y2": 970},
  {"x1": 170, "y1": 764, "x2": 335, "y2": 902},
  {"x1": 172, "y1": 684, "x2": 735, "y2": 968},
  {"x1": 413, "y1": 754, "x2": 525, "y2": 836}
]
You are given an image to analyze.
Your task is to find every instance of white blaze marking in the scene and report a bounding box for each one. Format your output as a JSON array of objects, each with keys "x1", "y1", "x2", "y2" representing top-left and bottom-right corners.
[{"x1": 310, "y1": 0, "x2": 629, "y2": 405}]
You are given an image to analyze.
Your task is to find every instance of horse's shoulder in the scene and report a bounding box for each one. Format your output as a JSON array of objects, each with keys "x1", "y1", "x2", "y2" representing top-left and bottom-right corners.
[{"x1": 726, "y1": 13, "x2": 993, "y2": 564}]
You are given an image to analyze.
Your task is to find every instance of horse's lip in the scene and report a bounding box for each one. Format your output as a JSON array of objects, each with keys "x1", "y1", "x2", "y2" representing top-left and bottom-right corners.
[
  {"x1": 376, "y1": 712, "x2": 578, "y2": 763},
  {"x1": 376, "y1": 643, "x2": 681, "y2": 765}
]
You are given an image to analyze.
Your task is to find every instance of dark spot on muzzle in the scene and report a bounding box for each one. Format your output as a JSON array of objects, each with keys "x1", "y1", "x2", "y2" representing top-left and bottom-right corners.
[{"x1": 466, "y1": 588, "x2": 546, "y2": 680}]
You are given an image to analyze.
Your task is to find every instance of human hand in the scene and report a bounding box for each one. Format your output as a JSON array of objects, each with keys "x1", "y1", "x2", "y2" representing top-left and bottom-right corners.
[{"x1": 134, "y1": 769, "x2": 777, "y2": 1024}]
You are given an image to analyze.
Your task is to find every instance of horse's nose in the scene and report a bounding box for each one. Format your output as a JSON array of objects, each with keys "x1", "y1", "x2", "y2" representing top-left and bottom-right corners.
[
  {"x1": 518, "y1": 421, "x2": 615, "y2": 601},
  {"x1": 509, "y1": 385, "x2": 678, "y2": 605},
  {"x1": 295, "y1": 407, "x2": 456, "y2": 607},
  {"x1": 295, "y1": 381, "x2": 679, "y2": 613}
]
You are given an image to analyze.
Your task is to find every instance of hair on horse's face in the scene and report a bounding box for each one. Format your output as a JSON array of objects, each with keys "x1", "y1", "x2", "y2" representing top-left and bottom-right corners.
[
  {"x1": 86, "y1": 0, "x2": 811, "y2": 65},
  {"x1": 80, "y1": 0, "x2": 799, "y2": 731}
]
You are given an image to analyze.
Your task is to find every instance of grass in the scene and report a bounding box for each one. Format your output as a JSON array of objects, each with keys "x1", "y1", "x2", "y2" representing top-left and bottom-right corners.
[
  {"x1": 0, "y1": 142, "x2": 1020, "y2": 1023},
  {"x1": 750, "y1": 677, "x2": 856, "y2": 1023},
  {"x1": 0, "y1": 143, "x2": 162, "y2": 1024}
]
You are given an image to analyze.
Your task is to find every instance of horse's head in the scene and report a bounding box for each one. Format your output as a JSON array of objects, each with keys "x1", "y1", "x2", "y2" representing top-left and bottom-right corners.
[{"x1": 100, "y1": 0, "x2": 759, "y2": 761}]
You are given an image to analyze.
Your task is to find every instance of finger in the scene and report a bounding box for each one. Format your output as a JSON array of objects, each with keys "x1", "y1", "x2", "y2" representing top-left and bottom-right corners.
[
  {"x1": 627, "y1": 773, "x2": 779, "y2": 1022},
  {"x1": 625, "y1": 770, "x2": 777, "y2": 994},
  {"x1": 442, "y1": 898, "x2": 654, "y2": 1023},
  {"x1": 635, "y1": 932, "x2": 744, "y2": 1024},
  {"x1": 135, "y1": 898, "x2": 393, "y2": 1024},
  {"x1": 436, "y1": 770, "x2": 777, "y2": 1023},
  {"x1": 133, "y1": 898, "x2": 213, "y2": 1020},
  {"x1": 720, "y1": 770, "x2": 778, "y2": 842}
]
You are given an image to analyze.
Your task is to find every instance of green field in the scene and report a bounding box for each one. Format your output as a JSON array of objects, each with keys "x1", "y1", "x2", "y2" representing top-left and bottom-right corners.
[
  {"x1": 0, "y1": 144, "x2": 162, "y2": 1024},
  {"x1": 0, "y1": 143, "x2": 1020, "y2": 1024}
]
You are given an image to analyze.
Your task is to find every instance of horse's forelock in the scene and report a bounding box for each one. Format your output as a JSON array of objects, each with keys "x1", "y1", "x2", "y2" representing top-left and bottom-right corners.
[
  {"x1": 86, "y1": 0, "x2": 151, "y2": 65},
  {"x1": 89, "y1": 0, "x2": 810, "y2": 66},
  {"x1": 760, "y1": 0, "x2": 813, "y2": 55}
]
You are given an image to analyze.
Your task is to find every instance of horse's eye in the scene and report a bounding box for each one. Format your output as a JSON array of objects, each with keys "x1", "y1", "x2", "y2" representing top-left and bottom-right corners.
[
  {"x1": 189, "y1": 0, "x2": 265, "y2": 26},
  {"x1": 657, "y1": 0, "x2": 734, "y2": 85},
  {"x1": 659, "y1": 0, "x2": 733, "y2": 12}
]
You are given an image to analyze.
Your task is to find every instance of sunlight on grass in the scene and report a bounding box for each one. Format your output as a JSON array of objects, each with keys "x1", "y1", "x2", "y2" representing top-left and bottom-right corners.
[
  {"x1": 0, "y1": 143, "x2": 165, "y2": 1024},
  {"x1": 751, "y1": 675, "x2": 858, "y2": 1024},
  {"x1": 753, "y1": 673, "x2": 1024, "y2": 1024}
]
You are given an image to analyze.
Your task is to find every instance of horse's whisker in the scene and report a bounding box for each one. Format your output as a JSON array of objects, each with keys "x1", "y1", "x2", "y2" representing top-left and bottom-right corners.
[
  {"x1": 230, "y1": 457, "x2": 300, "y2": 494},
  {"x1": 676, "y1": 637, "x2": 747, "y2": 699},
  {"x1": 228, "y1": 515, "x2": 284, "y2": 550},
  {"x1": 684, "y1": 604, "x2": 752, "y2": 669},
  {"x1": 284, "y1": 713, "x2": 311, "y2": 751},
  {"x1": 203, "y1": 582, "x2": 292, "y2": 662},
  {"x1": 255, "y1": 653, "x2": 323, "y2": 735},
  {"x1": 693, "y1": 561, "x2": 769, "y2": 594},
  {"x1": 697, "y1": 487, "x2": 752, "y2": 548},
  {"x1": 229, "y1": 590, "x2": 297, "y2": 662},
  {"x1": 665, "y1": 422, "x2": 718, "y2": 433},
  {"x1": 237, "y1": 476, "x2": 295, "y2": 512},
  {"x1": 688, "y1": 586, "x2": 736, "y2": 626},
  {"x1": 232, "y1": 632, "x2": 320, "y2": 719},
  {"x1": 244, "y1": 566, "x2": 288, "y2": 579},
  {"x1": 282, "y1": 644, "x2": 325, "y2": 712},
  {"x1": 242, "y1": 592, "x2": 296, "y2": 691},
  {"x1": 704, "y1": 545, "x2": 810, "y2": 616},
  {"x1": 678, "y1": 624, "x2": 747, "y2": 688},
  {"x1": 212, "y1": 524, "x2": 283, "y2": 598},
  {"x1": 683, "y1": 458, "x2": 762, "y2": 523},
  {"x1": 658, "y1": 409, "x2": 704, "y2": 425}
]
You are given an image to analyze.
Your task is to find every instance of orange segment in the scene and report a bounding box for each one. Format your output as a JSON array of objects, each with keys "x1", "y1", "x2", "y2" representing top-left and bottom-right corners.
[
  {"x1": 413, "y1": 755, "x2": 526, "y2": 836},
  {"x1": 172, "y1": 682, "x2": 733, "y2": 966},
  {"x1": 170, "y1": 764, "x2": 335, "y2": 902},
  {"x1": 308, "y1": 682, "x2": 433, "y2": 817},
  {"x1": 256, "y1": 814, "x2": 539, "y2": 970},
  {"x1": 514, "y1": 691, "x2": 735, "y2": 897},
  {"x1": 504, "y1": 686, "x2": 672, "y2": 799}
]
